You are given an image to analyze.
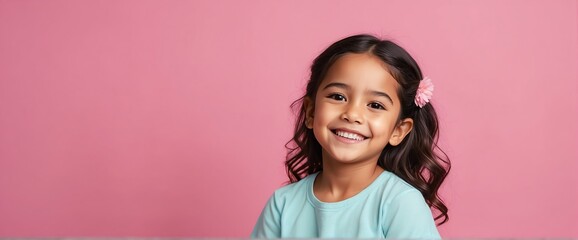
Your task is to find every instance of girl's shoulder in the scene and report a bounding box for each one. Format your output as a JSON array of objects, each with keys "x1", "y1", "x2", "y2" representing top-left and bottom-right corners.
[
  {"x1": 379, "y1": 171, "x2": 417, "y2": 190},
  {"x1": 273, "y1": 172, "x2": 318, "y2": 198},
  {"x1": 372, "y1": 171, "x2": 425, "y2": 204}
]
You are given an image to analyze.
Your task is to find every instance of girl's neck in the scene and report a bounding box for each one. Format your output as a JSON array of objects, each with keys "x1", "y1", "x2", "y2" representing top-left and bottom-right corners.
[{"x1": 313, "y1": 160, "x2": 384, "y2": 203}]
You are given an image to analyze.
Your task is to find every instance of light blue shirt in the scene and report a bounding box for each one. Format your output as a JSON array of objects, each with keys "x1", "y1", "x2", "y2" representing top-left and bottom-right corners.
[{"x1": 251, "y1": 171, "x2": 441, "y2": 239}]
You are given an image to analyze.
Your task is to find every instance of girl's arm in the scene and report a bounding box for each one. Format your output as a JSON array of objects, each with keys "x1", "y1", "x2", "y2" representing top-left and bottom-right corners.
[
  {"x1": 251, "y1": 193, "x2": 281, "y2": 238},
  {"x1": 383, "y1": 189, "x2": 441, "y2": 239}
]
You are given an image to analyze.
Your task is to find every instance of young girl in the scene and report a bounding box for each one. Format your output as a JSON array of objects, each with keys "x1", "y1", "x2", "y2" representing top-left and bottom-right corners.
[{"x1": 251, "y1": 34, "x2": 450, "y2": 238}]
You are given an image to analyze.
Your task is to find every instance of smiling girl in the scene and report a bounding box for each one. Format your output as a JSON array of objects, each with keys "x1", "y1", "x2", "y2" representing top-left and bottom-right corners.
[{"x1": 251, "y1": 34, "x2": 450, "y2": 238}]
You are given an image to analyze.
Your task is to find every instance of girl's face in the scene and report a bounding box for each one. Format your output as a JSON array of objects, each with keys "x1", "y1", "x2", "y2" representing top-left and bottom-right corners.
[{"x1": 305, "y1": 53, "x2": 413, "y2": 166}]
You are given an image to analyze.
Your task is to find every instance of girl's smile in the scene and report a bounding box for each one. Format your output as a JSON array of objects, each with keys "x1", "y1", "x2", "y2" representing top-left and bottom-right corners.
[{"x1": 331, "y1": 128, "x2": 369, "y2": 143}]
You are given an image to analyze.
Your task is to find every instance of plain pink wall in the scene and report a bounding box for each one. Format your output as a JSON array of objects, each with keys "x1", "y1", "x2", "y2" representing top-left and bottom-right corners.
[{"x1": 1, "y1": 0, "x2": 577, "y2": 237}]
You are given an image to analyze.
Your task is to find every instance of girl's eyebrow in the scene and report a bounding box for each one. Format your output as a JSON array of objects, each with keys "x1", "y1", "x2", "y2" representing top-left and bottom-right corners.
[
  {"x1": 369, "y1": 90, "x2": 394, "y2": 105},
  {"x1": 323, "y1": 82, "x2": 394, "y2": 105}
]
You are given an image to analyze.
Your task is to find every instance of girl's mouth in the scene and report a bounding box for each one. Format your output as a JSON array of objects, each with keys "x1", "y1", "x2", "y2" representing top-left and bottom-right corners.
[{"x1": 331, "y1": 129, "x2": 368, "y2": 141}]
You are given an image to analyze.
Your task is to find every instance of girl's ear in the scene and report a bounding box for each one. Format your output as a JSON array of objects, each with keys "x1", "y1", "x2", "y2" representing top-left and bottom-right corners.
[
  {"x1": 304, "y1": 97, "x2": 314, "y2": 129},
  {"x1": 389, "y1": 118, "x2": 413, "y2": 146}
]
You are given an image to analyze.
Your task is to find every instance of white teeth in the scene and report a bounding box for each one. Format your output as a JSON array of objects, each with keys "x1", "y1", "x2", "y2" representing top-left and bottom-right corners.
[{"x1": 335, "y1": 130, "x2": 365, "y2": 141}]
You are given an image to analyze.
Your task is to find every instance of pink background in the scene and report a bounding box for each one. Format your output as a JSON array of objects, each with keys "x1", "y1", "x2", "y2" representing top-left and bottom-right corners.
[{"x1": 1, "y1": 0, "x2": 577, "y2": 238}]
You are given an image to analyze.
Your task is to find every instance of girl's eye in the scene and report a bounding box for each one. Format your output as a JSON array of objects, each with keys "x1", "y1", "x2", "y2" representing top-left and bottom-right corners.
[
  {"x1": 327, "y1": 93, "x2": 346, "y2": 101},
  {"x1": 368, "y1": 102, "x2": 385, "y2": 110}
]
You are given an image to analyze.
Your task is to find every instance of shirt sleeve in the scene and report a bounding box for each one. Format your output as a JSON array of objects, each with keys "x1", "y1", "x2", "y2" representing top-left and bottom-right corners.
[
  {"x1": 251, "y1": 192, "x2": 281, "y2": 238},
  {"x1": 383, "y1": 189, "x2": 441, "y2": 239}
]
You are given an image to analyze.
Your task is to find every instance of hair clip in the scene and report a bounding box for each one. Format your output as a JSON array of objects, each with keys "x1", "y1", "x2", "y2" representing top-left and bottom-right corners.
[{"x1": 414, "y1": 77, "x2": 434, "y2": 108}]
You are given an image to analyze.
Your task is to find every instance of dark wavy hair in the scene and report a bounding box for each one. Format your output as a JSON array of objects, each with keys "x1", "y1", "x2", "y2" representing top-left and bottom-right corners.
[{"x1": 284, "y1": 34, "x2": 451, "y2": 225}]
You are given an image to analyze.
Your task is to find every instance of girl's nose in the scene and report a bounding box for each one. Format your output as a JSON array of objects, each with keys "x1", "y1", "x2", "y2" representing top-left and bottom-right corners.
[{"x1": 341, "y1": 104, "x2": 363, "y2": 124}]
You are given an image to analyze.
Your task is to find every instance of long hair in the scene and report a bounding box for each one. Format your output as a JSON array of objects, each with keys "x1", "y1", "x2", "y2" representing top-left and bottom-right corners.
[{"x1": 284, "y1": 34, "x2": 451, "y2": 225}]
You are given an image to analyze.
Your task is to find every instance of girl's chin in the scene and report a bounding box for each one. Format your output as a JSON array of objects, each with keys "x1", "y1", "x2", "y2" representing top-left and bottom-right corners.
[
  {"x1": 324, "y1": 155, "x2": 371, "y2": 165},
  {"x1": 321, "y1": 149, "x2": 380, "y2": 166}
]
